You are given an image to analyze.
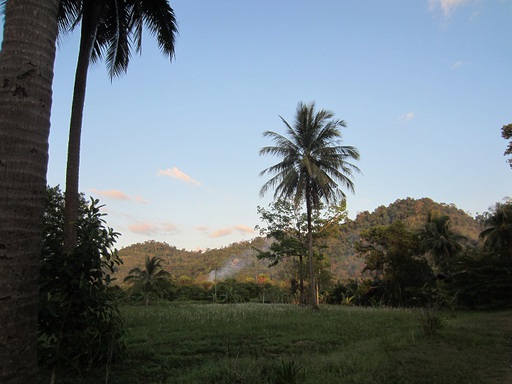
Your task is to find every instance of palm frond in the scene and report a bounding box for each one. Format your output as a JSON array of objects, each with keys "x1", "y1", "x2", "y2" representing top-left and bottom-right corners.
[{"x1": 259, "y1": 102, "x2": 360, "y2": 211}]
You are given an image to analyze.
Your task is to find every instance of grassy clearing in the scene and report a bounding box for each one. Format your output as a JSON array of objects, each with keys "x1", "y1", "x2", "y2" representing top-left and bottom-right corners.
[{"x1": 45, "y1": 303, "x2": 512, "y2": 384}]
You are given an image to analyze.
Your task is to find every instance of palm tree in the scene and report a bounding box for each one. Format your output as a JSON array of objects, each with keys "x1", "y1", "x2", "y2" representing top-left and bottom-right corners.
[
  {"x1": 124, "y1": 256, "x2": 171, "y2": 305},
  {"x1": 420, "y1": 213, "x2": 463, "y2": 272},
  {"x1": 479, "y1": 202, "x2": 512, "y2": 261},
  {"x1": 60, "y1": 0, "x2": 178, "y2": 255},
  {"x1": 259, "y1": 102, "x2": 361, "y2": 308},
  {"x1": 0, "y1": 0, "x2": 60, "y2": 382}
]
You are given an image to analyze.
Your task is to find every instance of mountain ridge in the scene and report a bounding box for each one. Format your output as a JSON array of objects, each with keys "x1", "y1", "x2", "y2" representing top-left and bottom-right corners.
[{"x1": 113, "y1": 197, "x2": 482, "y2": 285}]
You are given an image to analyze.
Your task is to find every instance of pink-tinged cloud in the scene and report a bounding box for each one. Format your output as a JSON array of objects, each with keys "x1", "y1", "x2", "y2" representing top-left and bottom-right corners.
[
  {"x1": 128, "y1": 221, "x2": 179, "y2": 236},
  {"x1": 428, "y1": 0, "x2": 470, "y2": 16},
  {"x1": 157, "y1": 167, "x2": 201, "y2": 186},
  {"x1": 196, "y1": 226, "x2": 210, "y2": 232},
  {"x1": 161, "y1": 222, "x2": 179, "y2": 233},
  {"x1": 129, "y1": 222, "x2": 160, "y2": 235},
  {"x1": 135, "y1": 195, "x2": 149, "y2": 204},
  {"x1": 209, "y1": 228, "x2": 233, "y2": 238},
  {"x1": 91, "y1": 188, "x2": 131, "y2": 200},
  {"x1": 90, "y1": 188, "x2": 149, "y2": 204},
  {"x1": 233, "y1": 225, "x2": 255, "y2": 234}
]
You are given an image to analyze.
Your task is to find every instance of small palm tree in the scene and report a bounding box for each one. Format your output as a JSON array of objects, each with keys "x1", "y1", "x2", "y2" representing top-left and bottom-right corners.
[
  {"x1": 124, "y1": 256, "x2": 171, "y2": 305},
  {"x1": 420, "y1": 213, "x2": 463, "y2": 272},
  {"x1": 259, "y1": 101, "x2": 361, "y2": 308},
  {"x1": 479, "y1": 202, "x2": 512, "y2": 261}
]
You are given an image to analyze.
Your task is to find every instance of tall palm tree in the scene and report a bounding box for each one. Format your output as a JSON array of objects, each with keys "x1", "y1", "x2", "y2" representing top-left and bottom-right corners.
[
  {"x1": 480, "y1": 202, "x2": 512, "y2": 261},
  {"x1": 124, "y1": 256, "x2": 170, "y2": 305},
  {"x1": 259, "y1": 102, "x2": 361, "y2": 308},
  {"x1": 0, "y1": 1, "x2": 60, "y2": 382},
  {"x1": 60, "y1": 0, "x2": 178, "y2": 255}
]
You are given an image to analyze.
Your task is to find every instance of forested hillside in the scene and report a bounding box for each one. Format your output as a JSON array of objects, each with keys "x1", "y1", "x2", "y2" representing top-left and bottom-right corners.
[
  {"x1": 326, "y1": 197, "x2": 481, "y2": 280},
  {"x1": 114, "y1": 198, "x2": 482, "y2": 285},
  {"x1": 115, "y1": 237, "x2": 294, "y2": 286}
]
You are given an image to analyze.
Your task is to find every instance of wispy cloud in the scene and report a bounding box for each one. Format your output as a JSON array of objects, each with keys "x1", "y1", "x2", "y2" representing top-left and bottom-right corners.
[
  {"x1": 233, "y1": 225, "x2": 255, "y2": 235},
  {"x1": 209, "y1": 228, "x2": 233, "y2": 238},
  {"x1": 428, "y1": 0, "x2": 471, "y2": 16},
  {"x1": 208, "y1": 225, "x2": 255, "y2": 238},
  {"x1": 90, "y1": 188, "x2": 148, "y2": 203},
  {"x1": 157, "y1": 167, "x2": 201, "y2": 186},
  {"x1": 129, "y1": 222, "x2": 160, "y2": 235},
  {"x1": 135, "y1": 195, "x2": 149, "y2": 204},
  {"x1": 128, "y1": 221, "x2": 179, "y2": 236},
  {"x1": 399, "y1": 112, "x2": 415, "y2": 122},
  {"x1": 451, "y1": 60, "x2": 467, "y2": 69}
]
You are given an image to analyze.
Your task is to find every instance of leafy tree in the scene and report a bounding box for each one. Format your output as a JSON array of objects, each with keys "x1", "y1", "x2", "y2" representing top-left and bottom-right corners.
[
  {"x1": 39, "y1": 186, "x2": 124, "y2": 382},
  {"x1": 255, "y1": 200, "x2": 309, "y2": 302},
  {"x1": 59, "y1": 0, "x2": 178, "y2": 255},
  {"x1": 255, "y1": 199, "x2": 347, "y2": 304},
  {"x1": 0, "y1": 1, "x2": 60, "y2": 382},
  {"x1": 479, "y1": 201, "x2": 512, "y2": 261},
  {"x1": 259, "y1": 101, "x2": 360, "y2": 308},
  {"x1": 419, "y1": 213, "x2": 464, "y2": 272},
  {"x1": 355, "y1": 221, "x2": 432, "y2": 307},
  {"x1": 448, "y1": 247, "x2": 512, "y2": 309},
  {"x1": 124, "y1": 256, "x2": 171, "y2": 305},
  {"x1": 501, "y1": 123, "x2": 512, "y2": 169}
]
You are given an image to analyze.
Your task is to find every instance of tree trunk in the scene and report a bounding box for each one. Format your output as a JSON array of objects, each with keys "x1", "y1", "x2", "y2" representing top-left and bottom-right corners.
[
  {"x1": 0, "y1": 1, "x2": 59, "y2": 382},
  {"x1": 306, "y1": 193, "x2": 319, "y2": 309},
  {"x1": 299, "y1": 254, "x2": 305, "y2": 304},
  {"x1": 62, "y1": 2, "x2": 103, "y2": 255}
]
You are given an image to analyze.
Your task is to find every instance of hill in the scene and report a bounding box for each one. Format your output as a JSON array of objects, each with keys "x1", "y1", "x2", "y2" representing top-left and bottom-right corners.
[
  {"x1": 114, "y1": 236, "x2": 293, "y2": 286},
  {"x1": 114, "y1": 197, "x2": 482, "y2": 285}
]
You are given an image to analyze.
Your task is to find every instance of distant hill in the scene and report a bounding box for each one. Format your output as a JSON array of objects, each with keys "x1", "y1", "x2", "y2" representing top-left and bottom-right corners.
[
  {"x1": 113, "y1": 197, "x2": 482, "y2": 285},
  {"x1": 325, "y1": 197, "x2": 481, "y2": 280},
  {"x1": 114, "y1": 237, "x2": 291, "y2": 286}
]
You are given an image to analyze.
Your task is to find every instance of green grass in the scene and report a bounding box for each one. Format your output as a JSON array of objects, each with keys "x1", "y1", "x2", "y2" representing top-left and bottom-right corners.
[{"x1": 43, "y1": 303, "x2": 512, "y2": 384}]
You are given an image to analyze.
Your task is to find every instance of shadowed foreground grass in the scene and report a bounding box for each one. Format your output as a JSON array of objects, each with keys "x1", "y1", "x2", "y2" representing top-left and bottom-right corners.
[{"x1": 44, "y1": 303, "x2": 512, "y2": 383}]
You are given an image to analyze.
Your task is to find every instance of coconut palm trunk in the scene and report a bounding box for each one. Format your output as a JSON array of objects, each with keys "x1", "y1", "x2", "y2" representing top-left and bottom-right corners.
[
  {"x1": 60, "y1": 0, "x2": 177, "y2": 255},
  {"x1": 63, "y1": 1, "x2": 105, "y2": 255},
  {"x1": 306, "y1": 189, "x2": 319, "y2": 308},
  {"x1": 0, "y1": 1, "x2": 60, "y2": 382}
]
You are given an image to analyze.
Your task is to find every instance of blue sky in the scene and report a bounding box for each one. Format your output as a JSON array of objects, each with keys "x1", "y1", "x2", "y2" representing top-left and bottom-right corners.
[{"x1": 3, "y1": 0, "x2": 512, "y2": 250}]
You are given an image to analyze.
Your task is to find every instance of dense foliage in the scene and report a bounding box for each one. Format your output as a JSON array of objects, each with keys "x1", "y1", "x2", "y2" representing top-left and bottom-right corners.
[
  {"x1": 115, "y1": 197, "x2": 511, "y2": 310},
  {"x1": 39, "y1": 187, "x2": 125, "y2": 380},
  {"x1": 502, "y1": 123, "x2": 512, "y2": 169}
]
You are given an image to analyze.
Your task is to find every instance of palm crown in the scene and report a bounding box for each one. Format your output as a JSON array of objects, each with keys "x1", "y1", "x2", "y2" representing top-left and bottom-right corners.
[
  {"x1": 58, "y1": 0, "x2": 178, "y2": 78},
  {"x1": 259, "y1": 101, "x2": 360, "y2": 209}
]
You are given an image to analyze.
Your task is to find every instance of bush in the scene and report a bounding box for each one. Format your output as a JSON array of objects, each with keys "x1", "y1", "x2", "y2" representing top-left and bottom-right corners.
[{"x1": 38, "y1": 187, "x2": 125, "y2": 380}]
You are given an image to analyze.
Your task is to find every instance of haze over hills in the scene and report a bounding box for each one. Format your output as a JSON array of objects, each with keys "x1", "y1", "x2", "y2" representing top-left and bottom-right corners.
[{"x1": 113, "y1": 197, "x2": 483, "y2": 285}]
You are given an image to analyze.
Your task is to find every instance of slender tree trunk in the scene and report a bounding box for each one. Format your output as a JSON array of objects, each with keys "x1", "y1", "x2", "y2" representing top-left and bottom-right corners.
[
  {"x1": 62, "y1": 2, "x2": 103, "y2": 255},
  {"x1": 299, "y1": 254, "x2": 305, "y2": 304},
  {"x1": 306, "y1": 193, "x2": 319, "y2": 309},
  {"x1": 0, "y1": 1, "x2": 59, "y2": 382}
]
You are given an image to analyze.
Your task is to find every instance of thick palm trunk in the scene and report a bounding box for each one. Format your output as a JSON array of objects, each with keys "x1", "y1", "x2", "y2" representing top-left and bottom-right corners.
[
  {"x1": 306, "y1": 194, "x2": 319, "y2": 308},
  {"x1": 63, "y1": 3, "x2": 103, "y2": 255},
  {"x1": 0, "y1": 1, "x2": 59, "y2": 382}
]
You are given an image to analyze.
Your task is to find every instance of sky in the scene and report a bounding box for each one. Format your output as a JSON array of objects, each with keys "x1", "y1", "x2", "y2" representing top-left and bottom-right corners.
[{"x1": 2, "y1": 0, "x2": 512, "y2": 251}]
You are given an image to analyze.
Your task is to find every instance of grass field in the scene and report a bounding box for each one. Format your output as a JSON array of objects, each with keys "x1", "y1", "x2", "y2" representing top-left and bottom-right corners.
[{"x1": 46, "y1": 303, "x2": 512, "y2": 384}]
